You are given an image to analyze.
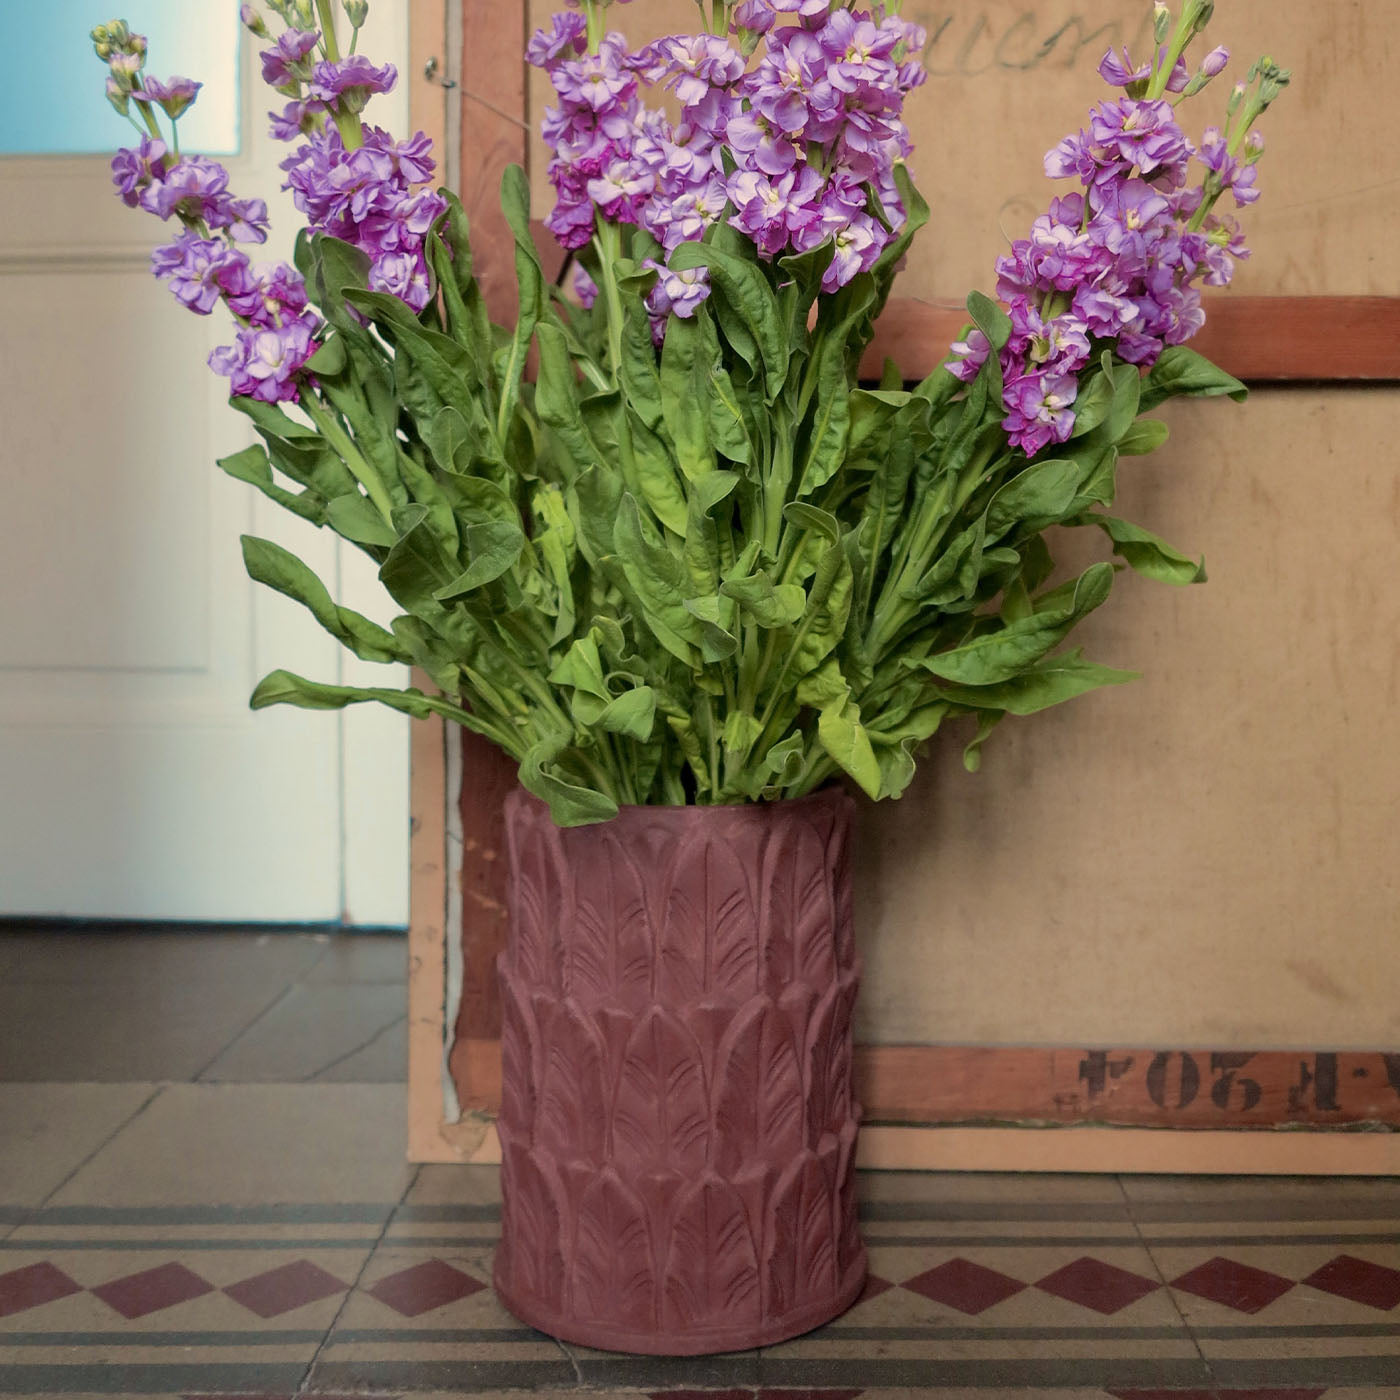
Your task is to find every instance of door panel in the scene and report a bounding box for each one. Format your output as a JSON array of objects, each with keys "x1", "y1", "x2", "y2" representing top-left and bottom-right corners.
[{"x1": 0, "y1": 5, "x2": 416, "y2": 923}]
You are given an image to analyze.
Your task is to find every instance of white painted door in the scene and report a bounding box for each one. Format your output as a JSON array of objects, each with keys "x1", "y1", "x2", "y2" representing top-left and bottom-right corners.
[{"x1": 0, "y1": 3, "x2": 419, "y2": 925}]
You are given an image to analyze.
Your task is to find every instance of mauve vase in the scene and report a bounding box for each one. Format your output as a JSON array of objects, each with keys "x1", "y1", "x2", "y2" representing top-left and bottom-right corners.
[{"x1": 492, "y1": 784, "x2": 866, "y2": 1355}]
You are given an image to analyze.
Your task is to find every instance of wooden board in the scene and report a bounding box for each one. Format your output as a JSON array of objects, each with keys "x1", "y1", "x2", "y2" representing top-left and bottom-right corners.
[
  {"x1": 858, "y1": 1047, "x2": 1400, "y2": 1129},
  {"x1": 864, "y1": 295, "x2": 1400, "y2": 383}
]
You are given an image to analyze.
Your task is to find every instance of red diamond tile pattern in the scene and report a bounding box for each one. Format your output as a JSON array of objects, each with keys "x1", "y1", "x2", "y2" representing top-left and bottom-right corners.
[
  {"x1": 903, "y1": 1257, "x2": 1027, "y2": 1315},
  {"x1": 759, "y1": 1392, "x2": 865, "y2": 1400},
  {"x1": 1303, "y1": 1253, "x2": 1400, "y2": 1311},
  {"x1": 366, "y1": 1258, "x2": 487, "y2": 1317},
  {"x1": 91, "y1": 1261, "x2": 216, "y2": 1319},
  {"x1": 0, "y1": 1262, "x2": 84, "y2": 1319},
  {"x1": 223, "y1": 1259, "x2": 347, "y2": 1318},
  {"x1": 854, "y1": 1273, "x2": 893, "y2": 1304},
  {"x1": 1110, "y1": 1391, "x2": 1326, "y2": 1400},
  {"x1": 1035, "y1": 1256, "x2": 1161, "y2": 1315},
  {"x1": 1171, "y1": 1255, "x2": 1296, "y2": 1314}
]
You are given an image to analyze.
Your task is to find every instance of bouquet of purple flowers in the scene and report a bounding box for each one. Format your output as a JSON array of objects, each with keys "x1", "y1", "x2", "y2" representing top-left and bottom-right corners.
[{"x1": 95, "y1": 0, "x2": 1285, "y2": 824}]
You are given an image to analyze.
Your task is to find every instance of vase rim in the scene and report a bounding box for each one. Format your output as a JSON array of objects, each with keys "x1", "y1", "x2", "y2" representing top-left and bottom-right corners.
[{"x1": 506, "y1": 781, "x2": 854, "y2": 826}]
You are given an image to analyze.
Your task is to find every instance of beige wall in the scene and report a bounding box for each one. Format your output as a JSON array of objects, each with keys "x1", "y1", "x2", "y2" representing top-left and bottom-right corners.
[{"x1": 518, "y1": 0, "x2": 1400, "y2": 1050}]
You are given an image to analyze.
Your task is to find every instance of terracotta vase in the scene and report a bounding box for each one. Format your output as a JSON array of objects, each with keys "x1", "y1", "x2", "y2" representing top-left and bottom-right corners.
[{"x1": 492, "y1": 785, "x2": 866, "y2": 1355}]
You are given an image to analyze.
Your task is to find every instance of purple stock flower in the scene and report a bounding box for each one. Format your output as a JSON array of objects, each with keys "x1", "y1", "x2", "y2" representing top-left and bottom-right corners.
[
  {"x1": 225, "y1": 261, "x2": 311, "y2": 326},
  {"x1": 572, "y1": 264, "x2": 599, "y2": 309},
  {"x1": 207, "y1": 194, "x2": 271, "y2": 243},
  {"x1": 525, "y1": 0, "x2": 925, "y2": 296},
  {"x1": 308, "y1": 56, "x2": 398, "y2": 105},
  {"x1": 260, "y1": 29, "x2": 320, "y2": 89},
  {"x1": 269, "y1": 98, "x2": 328, "y2": 141},
  {"x1": 131, "y1": 75, "x2": 202, "y2": 118},
  {"x1": 152, "y1": 231, "x2": 251, "y2": 315},
  {"x1": 140, "y1": 155, "x2": 229, "y2": 221},
  {"x1": 1090, "y1": 98, "x2": 1191, "y2": 178},
  {"x1": 111, "y1": 135, "x2": 168, "y2": 207},
  {"x1": 209, "y1": 319, "x2": 319, "y2": 403},
  {"x1": 1003, "y1": 372, "x2": 1078, "y2": 456},
  {"x1": 526, "y1": 12, "x2": 586, "y2": 68},
  {"x1": 727, "y1": 166, "x2": 823, "y2": 257},
  {"x1": 644, "y1": 260, "x2": 710, "y2": 327},
  {"x1": 368, "y1": 249, "x2": 432, "y2": 310}
]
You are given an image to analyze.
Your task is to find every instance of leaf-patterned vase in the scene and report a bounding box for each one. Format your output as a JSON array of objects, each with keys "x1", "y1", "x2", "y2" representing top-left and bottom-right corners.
[{"x1": 493, "y1": 784, "x2": 866, "y2": 1355}]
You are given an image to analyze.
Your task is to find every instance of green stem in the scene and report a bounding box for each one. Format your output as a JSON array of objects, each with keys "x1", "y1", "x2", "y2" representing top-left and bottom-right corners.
[
  {"x1": 591, "y1": 223, "x2": 626, "y2": 384},
  {"x1": 314, "y1": 0, "x2": 341, "y2": 60},
  {"x1": 300, "y1": 396, "x2": 396, "y2": 525}
]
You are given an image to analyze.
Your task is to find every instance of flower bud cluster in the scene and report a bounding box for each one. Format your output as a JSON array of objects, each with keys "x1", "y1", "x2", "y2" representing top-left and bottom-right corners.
[
  {"x1": 949, "y1": 10, "x2": 1285, "y2": 457},
  {"x1": 528, "y1": 0, "x2": 926, "y2": 331}
]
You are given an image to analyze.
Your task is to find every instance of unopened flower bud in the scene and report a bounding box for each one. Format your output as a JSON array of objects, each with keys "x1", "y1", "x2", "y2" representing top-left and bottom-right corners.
[
  {"x1": 91, "y1": 22, "x2": 111, "y2": 43},
  {"x1": 1227, "y1": 79, "x2": 1246, "y2": 114},
  {"x1": 1201, "y1": 44, "x2": 1229, "y2": 77},
  {"x1": 343, "y1": 0, "x2": 369, "y2": 27},
  {"x1": 106, "y1": 76, "x2": 130, "y2": 114},
  {"x1": 130, "y1": 33, "x2": 147, "y2": 55},
  {"x1": 1153, "y1": 4, "x2": 1172, "y2": 43},
  {"x1": 291, "y1": 0, "x2": 316, "y2": 27},
  {"x1": 240, "y1": 3, "x2": 269, "y2": 36}
]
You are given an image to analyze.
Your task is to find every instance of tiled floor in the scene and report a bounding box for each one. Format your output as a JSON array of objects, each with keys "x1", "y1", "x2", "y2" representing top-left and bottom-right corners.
[{"x1": 5, "y1": 931, "x2": 1400, "y2": 1398}]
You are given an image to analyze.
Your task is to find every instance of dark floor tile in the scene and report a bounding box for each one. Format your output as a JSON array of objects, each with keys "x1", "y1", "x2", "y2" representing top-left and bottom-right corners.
[
  {"x1": 313, "y1": 1014, "x2": 406, "y2": 1083},
  {"x1": 562, "y1": 1344, "x2": 761, "y2": 1389},
  {"x1": 0, "y1": 979, "x2": 284, "y2": 1082},
  {"x1": 303, "y1": 933, "x2": 408, "y2": 985},
  {"x1": 0, "y1": 930, "x2": 328, "y2": 987},
  {"x1": 197, "y1": 983, "x2": 407, "y2": 1083}
]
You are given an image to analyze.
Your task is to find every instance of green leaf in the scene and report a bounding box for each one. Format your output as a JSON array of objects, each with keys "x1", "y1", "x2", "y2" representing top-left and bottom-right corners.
[
  {"x1": 627, "y1": 415, "x2": 690, "y2": 537},
  {"x1": 984, "y1": 457, "x2": 1082, "y2": 538},
  {"x1": 1140, "y1": 345, "x2": 1248, "y2": 413},
  {"x1": 721, "y1": 709, "x2": 763, "y2": 755},
  {"x1": 790, "y1": 543, "x2": 854, "y2": 679},
  {"x1": 761, "y1": 730, "x2": 806, "y2": 792},
  {"x1": 495, "y1": 164, "x2": 545, "y2": 438},
  {"x1": 783, "y1": 501, "x2": 841, "y2": 544},
  {"x1": 326, "y1": 492, "x2": 395, "y2": 547},
  {"x1": 621, "y1": 300, "x2": 664, "y2": 430},
  {"x1": 1118, "y1": 418, "x2": 1171, "y2": 455},
  {"x1": 963, "y1": 710, "x2": 1004, "y2": 772},
  {"x1": 597, "y1": 686, "x2": 656, "y2": 741},
  {"x1": 1070, "y1": 362, "x2": 1114, "y2": 439},
  {"x1": 659, "y1": 313, "x2": 716, "y2": 481},
  {"x1": 668, "y1": 241, "x2": 789, "y2": 397},
  {"x1": 796, "y1": 331, "x2": 851, "y2": 497},
  {"x1": 433, "y1": 519, "x2": 525, "y2": 600},
  {"x1": 240, "y1": 536, "x2": 405, "y2": 664},
  {"x1": 817, "y1": 696, "x2": 881, "y2": 800},
  {"x1": 534, "y1": 320, "x2": 599, "y2": 474},
  {"x1": 1080, "y1": 513, "x2": 1207, "y2": 585},
  {"x1": 250, "y1": 668, "x2": 518, "y2": 754},
  {"x1": 217, "y1": 444, "x2": 325, "y2": 524},
  {"x1": 613, "y1": 494, "x2": 703, "y2": 664},
  {"x1": 378, "y1": 503, "x2": 457, "y2": 614},
  {"x1": 932, "y1": 649, "x2": 1139, "y2": 715},
  {"x1": 548, "y1": 634, "x2": 612, "y2": 722},
  {"x1": 967, "y1": 289, "x2": 1012, "y2": 352},
  {"x1": 520, "y1": 736, "x2": 619, "y2": 827},
  {"x1": 920, "y1": 562, "x2": 1115, "y2": 686}
]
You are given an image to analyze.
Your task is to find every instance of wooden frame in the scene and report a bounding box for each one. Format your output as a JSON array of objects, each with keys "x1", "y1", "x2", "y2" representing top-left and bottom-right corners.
[{"x1": 407, "y1": 0, "x2": 1400, "y2": 1169}]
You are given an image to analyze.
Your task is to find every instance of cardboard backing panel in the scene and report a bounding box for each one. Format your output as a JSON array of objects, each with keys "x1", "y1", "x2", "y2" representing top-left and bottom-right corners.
[{"x1": 413, "y1": 2, "x2": 1400, "y2": 1164}]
